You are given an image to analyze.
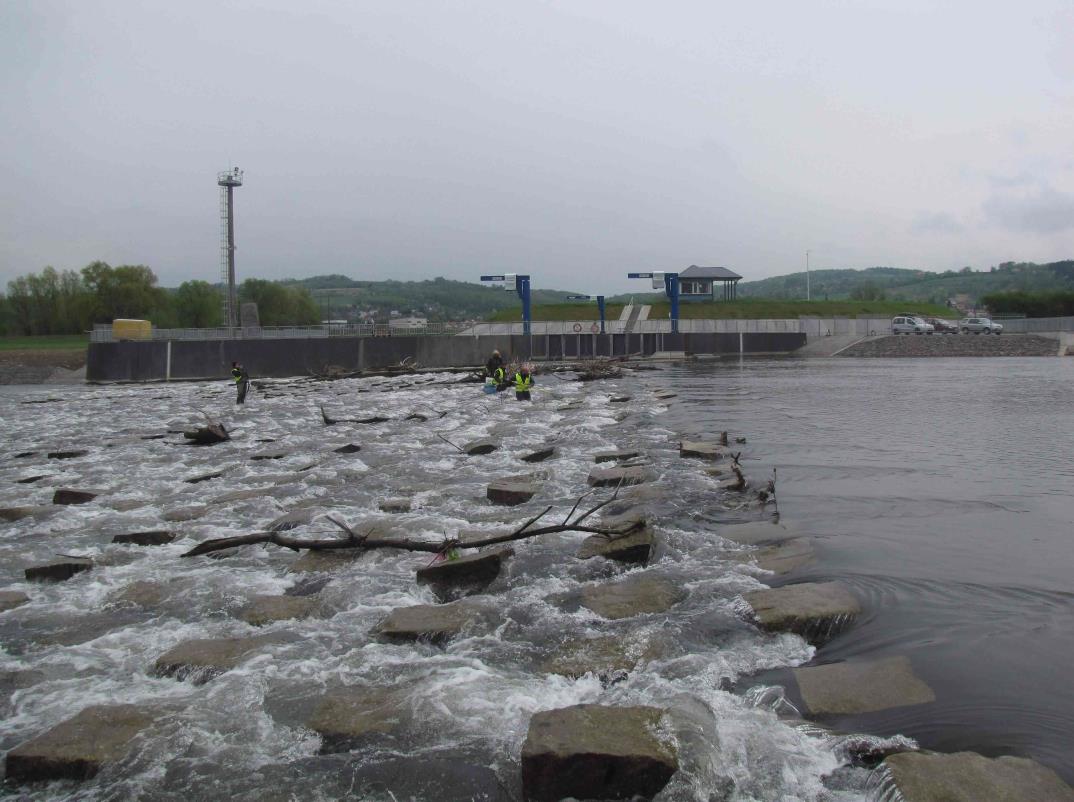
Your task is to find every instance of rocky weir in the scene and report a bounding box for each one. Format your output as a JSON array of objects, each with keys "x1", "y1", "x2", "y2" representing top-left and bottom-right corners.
[
  {"x1": 837, "y1": 333, "x2": 1060, "y2": 357},
  {"x1": 0, "y1": 370, "x2": 1070, "y2": 801}
]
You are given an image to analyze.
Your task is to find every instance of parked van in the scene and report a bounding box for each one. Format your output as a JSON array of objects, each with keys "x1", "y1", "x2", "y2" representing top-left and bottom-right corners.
[{"x1": 891, "y1": 316, "x2": 934, "y2": 334}]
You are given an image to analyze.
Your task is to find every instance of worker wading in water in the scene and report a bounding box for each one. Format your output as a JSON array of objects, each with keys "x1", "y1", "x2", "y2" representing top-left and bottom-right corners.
[
  {"x1": 484, "y1": 349, "x2": 509, "y2": 393},
  {"x1": 514, "y1": 365, "x2": 534, "y2": 401},
  {"x1": 231, "y1": 361, "x2": 250, "y2": 404}
]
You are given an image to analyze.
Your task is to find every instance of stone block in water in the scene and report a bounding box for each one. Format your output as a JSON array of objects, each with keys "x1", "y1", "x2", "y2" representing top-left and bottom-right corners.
[
  {"x1": 678, "y1": 440, "x2": 724, "y2": 460},
  {"x1": 879, "y1": 751, "x2": 1074, "y2": 802},
  {"x1": 520, "y1": 445, "x2": 556, "y2": 463},
  {"x1": 521, "y1": 704, "x2": 677, "y2": 801},
  {"x1": 794, "y1": 656, "x2": 935, "y2": 715},
  {"x1": 463, "y1": 438, "x2": 499, "y2": 456},
  {"x1": 25, "y1": 558, "x2": 93, "y2": 583},
  {"x1": 239, "y1": 595, "x2": 320, "y2": 627},
  {"x1": 587, "y1": 465, "x2": 650, "y2": 488},
  {"x1": 47, "y1": 449, "x2": 88, "y2": 460},
  {"x1": 751, "y1": 538, "x2": 814, "y2": 574},
  {"x1": 742, "y1": 581, "x2": 860, "y2": 644},
  {"x1": 4, "y1": 704, "x2": 158, "y2": 783},
  {"x1": 415, "y1": 548, "x2": 512, "y2": 601},
  {"x1": 542, "y1": 634, "x2": 664, "y2": 681},
  {"x1": 0, "y1": 506, "x2": 52, "y2": 522},
  {"x1": 153, "y1": 636, "x2": 272, "y2": 683},
  {"x1": 288, "y1": 550, "x2": 364, "y2": 574},
  {"x1": 594, "y1": 449, "x2": 639, "y2": 463},
  {"x1": 307, "y1": 686, "x2": 408, "y2": 753},
  {"x1": 580, "y1": 575, "x2": 685, "y2": 620},
  {"x1": 719, "y1": 520, "x2": 796, "y2": 545},
  {"x1": 487, "y1": 476, "x2": 539, "y2": 505},
  {"x1": 52, "y1": 488, "x2": 99, "y2": 505},
  {"x1": 379, "y1": 497, "x2": 412, "y2": 514},
  {"x1": 577, "y1": 526, "x2": 655, "y2": 564},
  {"x1": 373, "y1": 601, "x2": 485, "y2": 645},
  {"x1": 0, "y1": 590, "x2": 30, "y2": 612},
  {"x1": 111, "y1": 530, "x2": 176, "y2": 546}
]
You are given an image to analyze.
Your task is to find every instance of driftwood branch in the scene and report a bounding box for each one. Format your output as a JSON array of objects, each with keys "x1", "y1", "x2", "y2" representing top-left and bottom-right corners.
[
  {"x1": 181, "y1": 488, "x2": 638, "y2": 559},
  {"x1": 436, "y1": 432, "x2": 465, "y2": 453}
]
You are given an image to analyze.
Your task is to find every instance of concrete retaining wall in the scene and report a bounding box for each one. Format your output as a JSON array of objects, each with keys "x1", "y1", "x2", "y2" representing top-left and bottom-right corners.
[{"x1": 86, "y1": 332, "x2": 806, "y2": 382}]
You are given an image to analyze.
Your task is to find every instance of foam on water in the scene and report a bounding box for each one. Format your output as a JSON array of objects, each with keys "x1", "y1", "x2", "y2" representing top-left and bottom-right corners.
[{"x1": 0, "y1": 372, "x2": 871, "y2": 800}]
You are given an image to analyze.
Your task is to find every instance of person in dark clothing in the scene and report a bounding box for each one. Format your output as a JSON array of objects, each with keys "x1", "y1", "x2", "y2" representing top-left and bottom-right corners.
[
  {"x1": 231, "y1": 361, "x2": 250, "y2": 404},
  {"x1": 514, "y1": 365, "x2": 534, "y2": 401},
  {"x1": 485, "y1": 350, "x2": 504, "y2": 378}
]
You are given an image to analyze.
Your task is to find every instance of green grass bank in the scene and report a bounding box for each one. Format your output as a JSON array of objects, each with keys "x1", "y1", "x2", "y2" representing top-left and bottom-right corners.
[{"x1": 0, "y1": 335, "x2": 89, "y2": 351}]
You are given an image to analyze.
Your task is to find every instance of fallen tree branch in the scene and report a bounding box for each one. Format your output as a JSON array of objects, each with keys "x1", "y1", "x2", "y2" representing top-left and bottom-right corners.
[
  {"x1": 181, "y1": 488, "x2": 637, "y2": 558},
  {"x1": 436, "y1": 432, "x2": 465, "y2": 453}
]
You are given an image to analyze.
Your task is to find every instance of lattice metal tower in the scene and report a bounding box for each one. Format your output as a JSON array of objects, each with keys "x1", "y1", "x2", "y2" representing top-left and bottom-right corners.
[{"x1": 217, "y1": 167, "x2": 244, "y2": 327}]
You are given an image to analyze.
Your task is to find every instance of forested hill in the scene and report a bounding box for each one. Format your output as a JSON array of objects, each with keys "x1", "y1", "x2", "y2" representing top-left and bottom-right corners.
[
  {"x1": 278, "y1": 276, "x2": 580, "y2": 320},
  {"x1": 737, "y1": 261, "x2": 1074, "y2": 303}
]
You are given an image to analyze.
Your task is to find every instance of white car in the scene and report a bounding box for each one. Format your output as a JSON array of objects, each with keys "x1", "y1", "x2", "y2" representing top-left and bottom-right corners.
[
  {"x1": 960, "y1": 317, "x2": 1003, "y2": 334},
  {"x1": 892, "y1": 316, "x2": 934, "y2": 334}
]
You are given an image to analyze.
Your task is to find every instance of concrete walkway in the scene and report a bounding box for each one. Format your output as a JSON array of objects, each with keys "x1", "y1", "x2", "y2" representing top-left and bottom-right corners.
[{"x1": 795, "y1": 334, "x2": 880, "y2": 357}]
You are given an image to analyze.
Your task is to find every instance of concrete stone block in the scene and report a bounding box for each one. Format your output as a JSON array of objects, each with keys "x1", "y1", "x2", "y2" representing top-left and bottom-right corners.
[
  {"x1": 580, "y1": 575, "x2": 685, "y2": 620},
  {"x1": 487, "y1": 476, "x2": 539, "y2": 505},
  {"x1": 795, "y1": 656, "x2": 935, "y2": 715},
  {"x1": 594, "y1": 450, "x2": 639, "y2": 463},
  {"x1": 373, "y1": 601, "x2": 485, "y2": 645},
  {"x1": 577, "y1": 527, "x2": 655, "y2": 564},
  {"x1": 111, "y1": 530, "x2": 177, "y2": 546},
  {"x1": 463, "y1": 438, "x2": 499, "y2": 456},
  {"x1": 239, "y1": 595, "x2": 320, "y2": 627},
  {"x1": 520, "y1": 445, "x2": 556, "y2": 463},
  {"x1": 307, "y1": 686, "x2": 408, "y2": 753},
  {"x1": 587, "y1": 465, "x2": 650, "y2": 488},
  {"x1": 882, "y1": 751, "x2": 1074, "y2": 802},
  {"x1": 153, "y1": 636, "x2": 272, "y2": 683},
  {"x1": 743, "y1": 581, "x2": 860, "y2": 644},
  {"x1": 679, "y1": 441, "x2": 724, "y2": 460},
  {"x1": 4, "y1": 704, "x2": 158, "y2": 783},
  {"x1": 521, "y1": 704, "x2": 677, "y2": 801},
  {"x1": 415, "y1": 549, "x2": 512, "y2": 602},
  {"x1": 25, "y1": 558, "x2": 93, "y2": 583},
  {"x1": 0, "y1": 590, "x2": 30, "y2": 612}
]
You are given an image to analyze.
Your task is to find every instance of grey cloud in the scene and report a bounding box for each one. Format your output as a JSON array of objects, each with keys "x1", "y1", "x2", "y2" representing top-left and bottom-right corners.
[
  {"x1": 982, "y1": 186, "x2": 1074, "y2": 234},
  {"x1": 910, "y1": 212, "x2": 965, "y2": 235}
]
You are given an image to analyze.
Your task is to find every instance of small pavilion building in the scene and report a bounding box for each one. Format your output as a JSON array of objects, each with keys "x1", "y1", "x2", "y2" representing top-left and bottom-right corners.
[{"x1": 678, "y1": 265, "x2": 742, "y2": 301}]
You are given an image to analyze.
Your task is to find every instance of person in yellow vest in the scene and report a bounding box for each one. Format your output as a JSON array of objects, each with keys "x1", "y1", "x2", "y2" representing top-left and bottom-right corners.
[
  {"x1": 231, "y1": 361, "x2": 250, "y2": 404},
  {"x1": 514, "y1": 364, "x2": 534, "y2": 401}
]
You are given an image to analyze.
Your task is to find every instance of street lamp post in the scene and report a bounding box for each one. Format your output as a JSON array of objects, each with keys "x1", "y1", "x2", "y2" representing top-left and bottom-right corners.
[{"x1": 806, "y1": 250, "x2": 811, "y2": 302}]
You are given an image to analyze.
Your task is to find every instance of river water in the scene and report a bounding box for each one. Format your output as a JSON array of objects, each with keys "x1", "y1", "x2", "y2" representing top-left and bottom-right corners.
[{"x1": 0, "y1": 357, "x2": 1070, "y2": 800}]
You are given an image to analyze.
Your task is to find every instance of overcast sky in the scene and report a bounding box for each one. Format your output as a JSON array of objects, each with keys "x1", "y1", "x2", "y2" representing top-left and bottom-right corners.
[{"x1": 2, "y1": 1, "x2": 1072, "y2": 293}]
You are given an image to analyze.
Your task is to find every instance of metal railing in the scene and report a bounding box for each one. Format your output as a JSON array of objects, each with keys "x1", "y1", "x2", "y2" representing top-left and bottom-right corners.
[
  {"x1": 998, "y1": 316, "x2": 1074, "y2": 332},
  {"x1": 92, "y1": 314, "x2": 1074, "y2": 343}
]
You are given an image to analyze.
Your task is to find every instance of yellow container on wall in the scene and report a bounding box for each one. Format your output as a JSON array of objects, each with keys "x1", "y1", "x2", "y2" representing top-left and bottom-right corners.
[{"x1": 112, "y1": 319, "x2": 152, "y2": 340}]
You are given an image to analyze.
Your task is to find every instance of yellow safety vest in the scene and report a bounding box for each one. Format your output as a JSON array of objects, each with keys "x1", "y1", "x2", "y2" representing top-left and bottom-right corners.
[{"x1": 515, "y1": 372, "x2": 532, "y2": 391}]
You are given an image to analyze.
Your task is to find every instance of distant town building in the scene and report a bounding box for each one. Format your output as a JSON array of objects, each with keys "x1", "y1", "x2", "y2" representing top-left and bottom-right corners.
[
  {"x1": 678, "y1": 265, "x2": 742, "y2": 301},
  {"x1": 388, "y1": 316, "x2": 428, "y2": 328}
]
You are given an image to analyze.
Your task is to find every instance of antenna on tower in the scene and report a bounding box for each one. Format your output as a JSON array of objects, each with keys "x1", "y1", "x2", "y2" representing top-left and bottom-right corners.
[{"x1": 217, "y1": 167, "x2": 244, "y2": 328}]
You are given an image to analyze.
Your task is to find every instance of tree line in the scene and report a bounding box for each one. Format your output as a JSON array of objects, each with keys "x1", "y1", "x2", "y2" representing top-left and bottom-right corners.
[
  {"x1": 0, "y1": 263, "x2": 321, "y2": 335},
  {"x1": 981, "y1": 290, "x2": 1074, "y2": 318}
]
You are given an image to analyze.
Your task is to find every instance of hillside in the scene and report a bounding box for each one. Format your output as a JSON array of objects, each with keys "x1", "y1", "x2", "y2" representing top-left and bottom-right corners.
[{"x1": 738, "y1": 261, "x2": 1074, "y2": 303}]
